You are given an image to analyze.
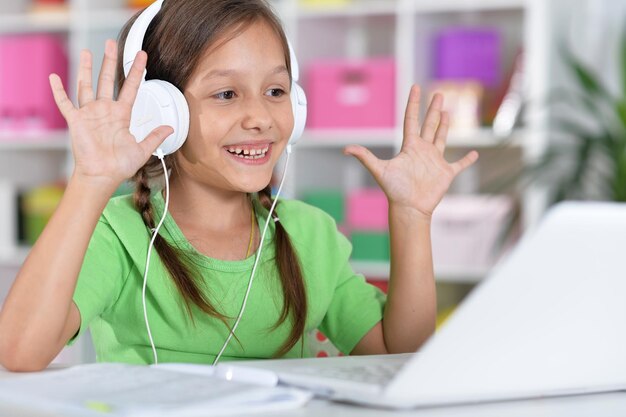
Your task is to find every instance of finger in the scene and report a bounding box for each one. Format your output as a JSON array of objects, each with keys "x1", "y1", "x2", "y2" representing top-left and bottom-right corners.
[
  {"x1": 433, "y1": 111, "x2": 449, "y2": 153},
  {"x1": 450, "y1": 150, "x2": 479, "y2": 176},
  {"x1": 118, "y1": 50, "x2": 148, "y2": 106},
  {"x1": 344, "y1": 145, "x2": 383, "y2": 179},
  {"x1": 48, "y1": 73, "x2": 75, "y2": 119},
  {"x1": 420, "y1": 93, "x2": 443, "y2": 143},
  {"x1": 401, "y1": 85, "x2": 421, "y2": 151},
  {"x1": 138, "y1": 125, "x2": 174, "y2": 160},
  {"x1": 96, "y1": 39, "x2": 118, "y2": 100},
  {"x1": 76, "y1": 49, "x2": 94, "y2": 107}
]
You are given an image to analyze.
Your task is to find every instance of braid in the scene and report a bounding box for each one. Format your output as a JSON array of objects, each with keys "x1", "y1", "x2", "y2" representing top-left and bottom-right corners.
[
  {"x1": 258, "y1": 185, "x2": 307, "y2": 357},
  {"x1": 132, "y1": 163, "x2": 229, "y2": 326},
  {"x1": 133, "y1": 166, "x2": 156, "y2": 230}
]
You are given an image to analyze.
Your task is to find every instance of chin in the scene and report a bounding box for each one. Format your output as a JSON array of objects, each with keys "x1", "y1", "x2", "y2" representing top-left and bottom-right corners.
[{"x1": 237, "y1": 176, "x2": 273, "y2": 194}]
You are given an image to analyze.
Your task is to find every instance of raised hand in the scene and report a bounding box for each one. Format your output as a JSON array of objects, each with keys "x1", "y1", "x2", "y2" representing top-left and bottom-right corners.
[
  {"x1": 48, "y1": 39, "x2": 173, "y2": 190},
  {"x1": 344, "y1": 85, "x2": 479, "y2": 219}
]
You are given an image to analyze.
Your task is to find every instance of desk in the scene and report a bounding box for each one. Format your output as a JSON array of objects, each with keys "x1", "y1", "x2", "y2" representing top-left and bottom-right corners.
[{"x1": 1, "y1": 367, "x2": 625, "y2": 416}]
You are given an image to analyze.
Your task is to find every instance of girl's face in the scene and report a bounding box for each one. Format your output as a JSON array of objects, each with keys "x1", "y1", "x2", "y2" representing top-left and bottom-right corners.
[{"x1": 178, "y1": 20, "x2": 293, "y2": 193}]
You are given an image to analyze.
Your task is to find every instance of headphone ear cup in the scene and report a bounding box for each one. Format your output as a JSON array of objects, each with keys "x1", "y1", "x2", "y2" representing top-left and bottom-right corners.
[
  {"x1": 288, "y1": 81, "x2": 307, "y2": 146},
  {"x1": 129, "y1": 79, "x2": 190, "y2": 156}
]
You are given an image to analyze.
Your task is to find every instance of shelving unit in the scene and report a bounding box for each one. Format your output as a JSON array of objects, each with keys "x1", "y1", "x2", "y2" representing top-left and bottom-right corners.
[
  {"x1": 275, "y1": 0, "x2": 548, "y2": 282},
  {"x1": 0, "y1": 0, "x2": 550, "y2": 275},
  {"x1": 0, "y1": 0, "x2": 557, "y2": 363}
]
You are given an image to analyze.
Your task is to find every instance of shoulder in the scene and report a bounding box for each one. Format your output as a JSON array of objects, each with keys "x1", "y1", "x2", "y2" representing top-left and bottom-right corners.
[
  {"x1": 96, "y1": 194, "x2": 147, "y2": 244},
  {"x1": 276, "y1": 199, "x2": 347, "y2": 248},
  {"x1": 85, "y1": 194, "x2": 152, "y2": 264},
  {"x1": 101, "y1": 194, "x2": 139, "y2": 219},
  {"x1": 277, "y1": 199, "x2": 336, "y2": 230},
  {"x1": 99, "y1": 194, "x2": 144, "y2": 228}
]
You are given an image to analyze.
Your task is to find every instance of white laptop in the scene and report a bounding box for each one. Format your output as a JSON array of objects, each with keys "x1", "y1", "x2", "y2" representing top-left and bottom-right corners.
[{"x1": 219, "y1": 202, "x2": 626, "y2": 409}]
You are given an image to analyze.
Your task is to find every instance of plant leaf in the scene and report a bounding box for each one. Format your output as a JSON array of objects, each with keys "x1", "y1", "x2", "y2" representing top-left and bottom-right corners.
[
  {"x1": 551, "y1": 117, "x2": 616, "y2": 152},
  {"x1": 560, "y1": 42, "x2": 609, "y2": 98},
  {"x1": 622, "y1": 30, "x2": 626, "y2": 105}
]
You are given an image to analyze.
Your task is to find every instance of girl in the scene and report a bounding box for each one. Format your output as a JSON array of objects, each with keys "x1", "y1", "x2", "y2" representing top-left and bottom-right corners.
[{"x1": 0, "y1": 0, "x2": 478, "y2": 371}]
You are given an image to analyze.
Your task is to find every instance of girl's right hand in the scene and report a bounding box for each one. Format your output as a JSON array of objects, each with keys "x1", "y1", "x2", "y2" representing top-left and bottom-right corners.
[{"x1": 48, "y1": 39, "x2": 173, "y2": 190}]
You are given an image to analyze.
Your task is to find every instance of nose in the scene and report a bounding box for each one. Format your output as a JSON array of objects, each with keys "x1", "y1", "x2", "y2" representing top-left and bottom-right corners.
[{"x1": 241, "y1": 95, "x2": 273, "y2": 132}]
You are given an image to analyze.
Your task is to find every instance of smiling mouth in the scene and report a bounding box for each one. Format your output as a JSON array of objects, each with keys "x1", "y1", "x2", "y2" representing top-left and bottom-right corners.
[{"x1": 226, "y1": 146, "x2": 270, "y2": 160}]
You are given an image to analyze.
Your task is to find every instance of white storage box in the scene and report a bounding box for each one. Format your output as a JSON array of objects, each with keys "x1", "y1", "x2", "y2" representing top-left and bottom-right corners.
[{"x1": 431, "y1": 195, "x2": 514, "y2": 271}]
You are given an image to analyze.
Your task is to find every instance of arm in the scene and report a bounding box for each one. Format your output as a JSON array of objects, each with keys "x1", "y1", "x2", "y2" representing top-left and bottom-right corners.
[
  {"x1": 348, "y1": 85, "x2": 478, "y2": 354},
  {"x1": 0, "y1": 40, "x2": 170, "y2": 371},
  {"x1": 0, "y1": 177, "x2": 116, "y2": 371}
]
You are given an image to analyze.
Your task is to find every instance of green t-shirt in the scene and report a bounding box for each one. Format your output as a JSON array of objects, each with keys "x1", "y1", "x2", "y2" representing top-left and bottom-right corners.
[{"x1": 70, "y1": 192, "x2": 386, "y2": 364}]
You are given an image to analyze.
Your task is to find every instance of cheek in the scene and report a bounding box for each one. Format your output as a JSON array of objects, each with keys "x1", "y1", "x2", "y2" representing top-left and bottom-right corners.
[
  {"x1": 277, "y1": 102, "x2": 295, "y2": 139},
  {"x1": 186, "y1": 104, "x2": 228, "y2": 149}
]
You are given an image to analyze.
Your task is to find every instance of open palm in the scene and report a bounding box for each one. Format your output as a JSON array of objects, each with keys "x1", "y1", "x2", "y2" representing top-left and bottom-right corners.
[
  {"x1": 345, "y1": 85, "x2": 478, "y2": 218},
  {"x1": 49, "y1": 39, "x2": 172, "y2": 188}
]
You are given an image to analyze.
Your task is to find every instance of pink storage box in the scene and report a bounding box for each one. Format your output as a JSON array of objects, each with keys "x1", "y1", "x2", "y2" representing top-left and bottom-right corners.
[
  {"x1": 305, "y1": 58, "x2": 396, "y2": 129},
  {"x1": 431, "y1": 195, "x2": 513, "y2": 270},
  {"x1": 0, "y1": 34, "x2": 68, "y2": 132},
  {"x1": 347, "y1": 188, "x2": 388, "y2": 231}
]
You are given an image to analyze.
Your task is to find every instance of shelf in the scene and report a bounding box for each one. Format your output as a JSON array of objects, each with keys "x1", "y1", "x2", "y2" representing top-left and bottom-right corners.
[
  {"x1": 0, "y1": 130, "x2": 70, "y2": 151},
  {"x1": 0, "y1": 246, "x2": 29, "y2": 267},
  {"x1": 74, "y1": 9, "x2": 137, "y2": 31},
  {"x1": 350, "y1": 260, "x2": 488, "y2": 283},
  {"x1": 300, "y1": 128, "x2": 399, "y2": 148},
  {"x1": 295, "y1": 0, "x2": 525, "y2": 19},
  {"x1": 0, "y1": 10, "x2": 71, "y2": 34},
  {"x1": 0, "y1": 8, "x2": 140, "y2": 34},
  {"x1": 350, "y1": 260, "x2": 390, "y2": 278},
  {"x1": 409, "y1": 0, "x2": 526, "y2": 13},
  {"x1": 297, "y1": 1, "x2": 397, "y2": 19},
  {"x1": 298, "y1": 127, "x2": 523, "y2": 149},
  {"x1": 446, "y1": 127, "x2": 524, "y2": 148}
]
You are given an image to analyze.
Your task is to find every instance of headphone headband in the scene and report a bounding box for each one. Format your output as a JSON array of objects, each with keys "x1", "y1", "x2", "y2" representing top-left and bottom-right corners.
[
  {"x1": 124, "y1": 0, "x2": 306, "y2": 153},
  {"x1": 123, "y1": 0, "x2": 163, "y2": 78}
]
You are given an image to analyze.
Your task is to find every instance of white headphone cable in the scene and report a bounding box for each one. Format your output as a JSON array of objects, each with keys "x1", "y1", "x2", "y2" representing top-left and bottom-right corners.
[
  {"x1": 212, "y1": 144, "x2": 293, "y2": 365},
  {"x1": 142, "y1": 149, "x2": 169, "y2": 365}
]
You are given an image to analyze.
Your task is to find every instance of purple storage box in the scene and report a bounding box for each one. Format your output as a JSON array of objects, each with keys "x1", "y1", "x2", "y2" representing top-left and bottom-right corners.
[
  {"x1": 434, "y1": 27, "x2": 501, "y2": 87},
  {"x1": 305, "y1": 57, "x2": 396, "y2": 129},
  {"x1": 0, "y1": 34, "x2": 68, "y2": 132}
]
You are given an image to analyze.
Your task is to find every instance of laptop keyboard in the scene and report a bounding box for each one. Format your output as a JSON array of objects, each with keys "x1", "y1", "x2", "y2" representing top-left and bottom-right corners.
[{"x1": 287, "y1": 362, "x2": 403, "y2": 385}]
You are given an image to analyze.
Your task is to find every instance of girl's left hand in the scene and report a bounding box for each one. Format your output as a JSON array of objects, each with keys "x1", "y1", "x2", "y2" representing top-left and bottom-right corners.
[{"x1": 344, "y1": 84, "x2": 479, "y2": 219}]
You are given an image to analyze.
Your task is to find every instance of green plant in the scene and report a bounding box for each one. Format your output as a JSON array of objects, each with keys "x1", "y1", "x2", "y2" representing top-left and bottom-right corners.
[{"x1": 527, "y1": 34, "x2": 626, "y2": 204}]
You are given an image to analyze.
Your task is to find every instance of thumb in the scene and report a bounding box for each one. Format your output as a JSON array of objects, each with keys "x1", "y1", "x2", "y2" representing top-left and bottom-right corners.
[
  {"x1": 139, "y1": 125, "x2": 175, "y2": 159},
  {"x1": 344, "y1": 144, "x2": 382, "y2": 178}
]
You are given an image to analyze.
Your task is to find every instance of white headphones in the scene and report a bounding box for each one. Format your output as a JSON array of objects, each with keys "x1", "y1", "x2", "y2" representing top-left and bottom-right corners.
[{"x1": 123, "y1": 0, "x2": 307, "y2": 156}]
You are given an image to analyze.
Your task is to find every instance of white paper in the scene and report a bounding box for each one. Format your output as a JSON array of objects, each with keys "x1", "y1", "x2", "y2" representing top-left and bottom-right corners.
[{"x1": 0, "y1": 363, "x2": 311, "y2": 417}]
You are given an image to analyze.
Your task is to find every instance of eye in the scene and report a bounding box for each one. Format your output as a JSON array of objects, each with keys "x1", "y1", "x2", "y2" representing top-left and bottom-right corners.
[
  {"x1": 215, "y1": 90, "x2": 236, "y2": 100},
  {"x1": 266, "y1": 88, "x2": 286, "y2": 98}
]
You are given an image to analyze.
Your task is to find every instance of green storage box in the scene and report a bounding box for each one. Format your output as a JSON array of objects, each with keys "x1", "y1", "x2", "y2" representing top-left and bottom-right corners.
[
  {"x1": 350, "y1": 231, "x2": 390, "y2": 261},
  {"x1": 301, "y1": 190, "x2": 345, "y2": 224}
]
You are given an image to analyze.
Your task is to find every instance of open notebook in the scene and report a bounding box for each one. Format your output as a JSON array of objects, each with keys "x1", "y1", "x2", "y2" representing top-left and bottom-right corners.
[
  {"x1": 0, "y1": 363, "x2": 310, "y2": 417},
  {"x1": 220, "y1": 202, "x2": 626, "y2": 409}
]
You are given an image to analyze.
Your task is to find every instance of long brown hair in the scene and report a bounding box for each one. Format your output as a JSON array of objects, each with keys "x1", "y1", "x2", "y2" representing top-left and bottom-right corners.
[{"x1": 115, "y1": 0, "x2": 307, "y2": 358}]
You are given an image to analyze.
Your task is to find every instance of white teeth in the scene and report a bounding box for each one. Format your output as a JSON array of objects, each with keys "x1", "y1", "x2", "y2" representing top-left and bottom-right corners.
[{"x1": 227, "y1": 145, "x2": 270, "y2": 159}]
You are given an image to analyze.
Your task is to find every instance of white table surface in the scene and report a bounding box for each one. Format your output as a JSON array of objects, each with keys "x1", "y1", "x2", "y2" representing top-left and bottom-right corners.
[{"x1": 1, "y1": 366, "x2": 625, "y2": 416}]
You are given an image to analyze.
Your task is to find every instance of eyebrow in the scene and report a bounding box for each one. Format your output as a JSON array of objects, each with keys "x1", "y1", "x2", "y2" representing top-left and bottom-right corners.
[{"x1": 202, "y1": 65, "x2": 289, "y2": 81}]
